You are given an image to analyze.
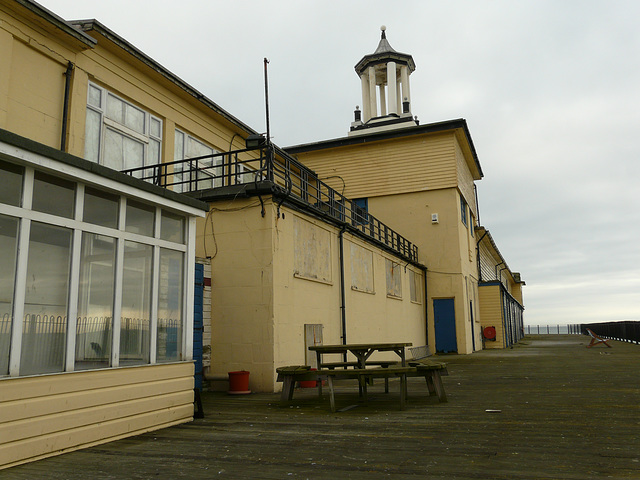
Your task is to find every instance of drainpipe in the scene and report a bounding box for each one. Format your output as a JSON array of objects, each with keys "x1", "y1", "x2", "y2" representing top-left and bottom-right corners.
[
  {"x1": 338, "y1": 225, "x2": 348, "y2": 361},
  {"x1": 422, "y1": 266, "x2": 429, "y2": 346},
  {"x1": 60, "y1": 62, "x2": 74, "y2": 152}
]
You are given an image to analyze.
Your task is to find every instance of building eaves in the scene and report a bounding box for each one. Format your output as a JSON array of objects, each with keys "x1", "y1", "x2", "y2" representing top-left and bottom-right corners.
[
  {"x1": 475, "y1": 226, "x2": 525, "y2": 285},
  {"x1": 0, "y1": 128, "x2": 209, "y2": 212},
  {"x1": 70, "y1": 19, "x2": 259, "y2": 139},
  {"x1": 285, "y1": 118, "x2": 483, "y2": 178},
  {"x1": 11, "y1": 0, "x2": 97, "y2": 47}
]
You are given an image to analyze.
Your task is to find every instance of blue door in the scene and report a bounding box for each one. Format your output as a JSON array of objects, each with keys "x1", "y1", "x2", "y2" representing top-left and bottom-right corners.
[
  {"x1": 193, "y1": 263, "x2": 204, "y2": 390},
  {"x1": 434, "y1": 298, "x2": 457, "y2": 353}
]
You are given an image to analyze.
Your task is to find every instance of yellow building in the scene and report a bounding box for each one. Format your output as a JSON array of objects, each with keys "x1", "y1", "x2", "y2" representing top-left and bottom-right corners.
[
  {"x1": 1, "y1": 2, "x2": 433, "y2": 468},
  {"x1": 1, "y1": 2, "x2": 524, "y2": 468},
  {"x1": 476, "y1": 227, "x2": 525, "y2": 348},
  {"x1": 286, "y1": 28, "x2": 524, "y2": 354}
]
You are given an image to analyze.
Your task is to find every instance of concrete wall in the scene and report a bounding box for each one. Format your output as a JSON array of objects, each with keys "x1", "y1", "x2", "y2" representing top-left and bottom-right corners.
[{"x1": 0, "y1": 362, "x2": 194, "y2": 469}]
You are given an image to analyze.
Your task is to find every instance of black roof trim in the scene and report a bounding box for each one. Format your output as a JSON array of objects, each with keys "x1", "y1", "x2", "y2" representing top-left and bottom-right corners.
[
  {"x1": 13, "y1": 0, "x2": 97, "y2": 47},
  {"x1": 286, "y1": 118, "x2": 483, "y2": 178},
  {"x1": 0, "y1": 128, "x2": 208, "y2": 211}
]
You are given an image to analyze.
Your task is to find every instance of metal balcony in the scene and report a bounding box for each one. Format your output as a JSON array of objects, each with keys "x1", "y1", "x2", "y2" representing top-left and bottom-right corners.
[{"x1": 121, "y1": 146, "x2": 418, "y2": 263}]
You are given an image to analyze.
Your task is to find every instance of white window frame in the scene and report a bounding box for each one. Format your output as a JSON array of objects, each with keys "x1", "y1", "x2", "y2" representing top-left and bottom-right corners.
[
  {"x1": 174, "y1": 129, "x2": 221, "y2": 193},
  {"x1": 85, "y1": 82, "x2": 162, "y2": 175},
  {"x1": 0, "y1": 160, "x2": 194, "y2": 378}
]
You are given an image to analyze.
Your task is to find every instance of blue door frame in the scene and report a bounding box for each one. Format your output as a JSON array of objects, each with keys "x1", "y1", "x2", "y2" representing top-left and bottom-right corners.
[
  {"x1": 193, "y1": 263, "x2": 204, "y2": 390},
  {"x1": 434, "y1": 298, "x2": 457, "y2": 353}
]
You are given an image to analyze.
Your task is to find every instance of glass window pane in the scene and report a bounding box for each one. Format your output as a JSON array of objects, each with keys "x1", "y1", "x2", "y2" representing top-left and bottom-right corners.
[
  {"x1": 20, "y1": 222, "x2": 72, "y2": 376},
  {"x1": 124, "y1": 103, "x2": 145, "y2": 134},
  {"x1": 120, "y1": 241, "x2": 152, "y2": 366},
  {"x1": 174, "y1": 131, "x2": 185, "y2": 193},
  {"x1": 157, "y1": 249, "x2": 183, "y2": 362},
  {"x1": 106, "y1": 94, "x2": 124, "y2": 123},
  {"x1": 160, "y1": 210, "x2": 184, "y2": 243},
  {"x1": 75, "y1": 233, "x2": 115, "y2": 371},
  {"x1": 84, "y1": 108, "x2": 102, "y2": 163},
  {"x1": 83, "y1": 187, "x2": 119, "y2": 229},
  {"x1": 0, "y1": 160, "x2": 24, "y2": 206},
  {"x1": 150, "y1": 117, "x2": 161, "y2": 138},
  {"x1": 125, "y1": 200, "x2": 155, "y2": 237},
  {"x1": 104, "y1": 129, "x2": 144, "y2": 173},
  {"x1": 122, "y1": 135, "x2": 144, "y2": 171},
  {"x1": 32, "y1": 171, "x2": 75, "y2": 219},
  {"x1": 149, "y1": 139, "x2": 160, "y2": 167},
  {"x1": 88, "y1": 84, "x2": 102, "y2": 108},
  {"x1": 0, "y1": 215, "x2": 19, "y2": 375}
]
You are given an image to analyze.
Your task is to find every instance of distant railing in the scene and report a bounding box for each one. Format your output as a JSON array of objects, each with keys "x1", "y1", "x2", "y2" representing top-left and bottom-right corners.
[
  {"x1": 580, "y1": 321, "x2": 640, "y2": 345},
  {"x1": 525, "y1": 324, "x2": 582, "y2": 335},
  {"x1": 121, "y1": 146, "x2": 419, "y2": 263}
]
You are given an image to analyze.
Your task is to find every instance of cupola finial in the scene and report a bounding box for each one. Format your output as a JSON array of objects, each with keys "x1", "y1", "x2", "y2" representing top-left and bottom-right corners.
[{"x1": 380, "y1": 25, "x2": 387, "y2": 39}]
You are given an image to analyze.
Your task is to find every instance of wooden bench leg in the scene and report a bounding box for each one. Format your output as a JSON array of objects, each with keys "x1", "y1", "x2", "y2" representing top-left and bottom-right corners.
[
  {"x1": 424, "y1": 373, "x2": 436, "y2": 396},
  {"x1": 327, "y1": 375, "x2": 336, "y2": 412},
  {"x1": 431, "y1": 371, "x2": 447, "y2": 403},
  {"x1": 358, "y1": 374, "x2": 369, "y2": 404},
  {"x1": 280, "y1": 376, "x2": 295, "y2": 405},
  {"x1": 399, "y1": 374, "x2": 406, "y2": 410}
]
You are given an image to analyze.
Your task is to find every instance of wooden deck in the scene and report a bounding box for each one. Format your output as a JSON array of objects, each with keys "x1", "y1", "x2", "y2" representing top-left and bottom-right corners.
[{"x1": 4, "y1": 335, "x2": 640, "y2": 479}]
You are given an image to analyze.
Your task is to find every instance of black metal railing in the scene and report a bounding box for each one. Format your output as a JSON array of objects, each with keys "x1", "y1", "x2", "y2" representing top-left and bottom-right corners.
[
  {"x1": 580, "y1": 321, "x2": 640, "y2": 345},
  {"x1": 122, "y1": 147, "x2": 419, "y2": 262}
]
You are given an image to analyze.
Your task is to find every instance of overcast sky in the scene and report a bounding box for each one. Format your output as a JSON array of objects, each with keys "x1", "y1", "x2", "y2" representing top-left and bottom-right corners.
[{"x1": 38, "y1": 0, "x2": 640, "y2": 326}]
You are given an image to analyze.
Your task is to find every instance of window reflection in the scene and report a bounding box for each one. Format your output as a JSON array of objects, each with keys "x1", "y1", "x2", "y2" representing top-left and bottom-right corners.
[
  {"x1": 160, "y1": 210, "x2": 185, "y2": 243},
  {"x1": 157, "y1": 249, "x2": 183, "y2": 362},
  {"x1": 83, "y1": 188, "x2": 119, "y2": 229},
  {"x1": 125, "y1": 200, "x2": 155, "y2": 237},
  {"x1": 0, "y1": 215, "x2": 19, "y2": 375},
  {"x1": 0, "y1": 160, "x2": 23, "y2": 206},
  {"x1": 32, "y1": 171, "x2": 75, "y2": 219},
  {"x1": 120, "y1": 241, "x2": 152, "y2": 365},
  {"x1": 20, "y1": 222, "x2": 71, "y2": 376},
  {"x1": 75, "y1": 233, "x2": 116, "y2": 370}
]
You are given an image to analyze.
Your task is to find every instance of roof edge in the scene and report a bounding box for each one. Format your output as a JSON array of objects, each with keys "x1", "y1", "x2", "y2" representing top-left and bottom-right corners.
[
  {"x1": 70, "y1": 19, "x2": 259, "y2": 139},
  {"x1": 11, "y1": 0, "x2": 97, "y2": 47},
  {"x1": 0, "y1": 128, "x2": 209, "y2": 211}
]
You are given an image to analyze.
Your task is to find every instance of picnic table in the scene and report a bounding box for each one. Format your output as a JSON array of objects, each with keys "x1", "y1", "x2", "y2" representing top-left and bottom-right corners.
[
  {"x1": 277, "y1": 342, "x2": 448, "y2": 411},
  {"x1": 308, "y1": 342, "x2": 412, "y2": 369}
]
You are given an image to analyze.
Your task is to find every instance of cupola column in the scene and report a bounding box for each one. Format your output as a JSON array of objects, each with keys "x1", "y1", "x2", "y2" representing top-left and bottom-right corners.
[
  {"x1": 368, "y1": 66, "x2": 377, "y2": 119},
  {"x1": 401, "y1": 65, "x2": 411, "y2": 111},
  {"x1": 387, "y1": 61, "x2": 397, "y2": 115},
  {"x1": 360, "y1": 74, "x2": 371, "y2": 121}
]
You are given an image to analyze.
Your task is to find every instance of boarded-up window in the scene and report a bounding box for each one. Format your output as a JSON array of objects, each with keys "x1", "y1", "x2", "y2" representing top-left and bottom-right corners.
[
  {"x1": 350, "y1": 243, "x2": 374, "y2": 294},
  {"x1": 410, "y1": 270, "x2": 422, "y2": 303},
  {"x1": 293, "y1": 217, "x2": 332, "y2": 283},
  {"x1": 385, "y1": 259, "x2": 402, "y2": 298}
]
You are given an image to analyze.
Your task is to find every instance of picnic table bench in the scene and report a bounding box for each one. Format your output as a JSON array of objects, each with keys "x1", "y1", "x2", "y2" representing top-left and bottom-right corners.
[{"x1": 276, "y1": 361, "x2": 448, "y2": 412}]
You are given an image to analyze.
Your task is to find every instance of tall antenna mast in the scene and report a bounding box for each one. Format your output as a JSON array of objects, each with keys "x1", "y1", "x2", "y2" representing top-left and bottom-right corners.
[{"x1": 263, "y1": 58, "x2": 271, "y2": 147}]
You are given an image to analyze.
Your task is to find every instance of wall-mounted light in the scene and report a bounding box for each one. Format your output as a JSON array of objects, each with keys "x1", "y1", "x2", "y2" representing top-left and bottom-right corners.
[{"x1": 245, "y1": 133, "x2": 267, "y2": 149}]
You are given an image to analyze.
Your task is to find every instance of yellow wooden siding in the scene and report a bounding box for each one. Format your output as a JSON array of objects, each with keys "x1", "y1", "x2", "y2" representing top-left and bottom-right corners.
[
  {"x1": 0, "y1": 363, "x2": 194, "y2": 469},
  {"x1": 455, "y1": 139, "x2": 477, "y2": 219},
  {"x1": 295, "y1": 132, "x2": 458, "y2": 199},
  {"x1": 479, "y1": 242, "x2": 501, "y2": 281},
  {"x1": 478, "y1": 284, "x2": 505, "y2": 349}
]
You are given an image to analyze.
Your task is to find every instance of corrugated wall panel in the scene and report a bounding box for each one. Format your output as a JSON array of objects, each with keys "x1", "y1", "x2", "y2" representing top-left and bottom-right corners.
[{"x1": 0, "y1": 362, "x2": 194, "y2": 469}]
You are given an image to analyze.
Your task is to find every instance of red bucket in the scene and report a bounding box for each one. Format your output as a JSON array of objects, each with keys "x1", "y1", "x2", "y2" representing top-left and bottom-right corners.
[
  {"x1": 299, "y1": 368, "x2": 317, "y2": 388},
  {"x1": 227, "y1": 371, "x2": 251, "y2": 394}
]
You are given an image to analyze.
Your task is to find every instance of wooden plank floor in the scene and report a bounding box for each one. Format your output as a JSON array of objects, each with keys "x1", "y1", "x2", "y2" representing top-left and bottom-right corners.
[{"x1": 4, "y1": 335, "x2": 640, "y2": 479}]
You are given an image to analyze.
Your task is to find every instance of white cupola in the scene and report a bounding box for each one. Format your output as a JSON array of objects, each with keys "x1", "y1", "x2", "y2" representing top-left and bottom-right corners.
[{"x1": 349, "y1": 26, "x2": 419, "y2": 136}]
